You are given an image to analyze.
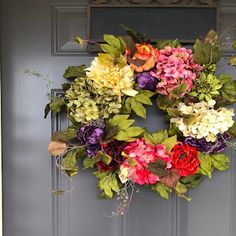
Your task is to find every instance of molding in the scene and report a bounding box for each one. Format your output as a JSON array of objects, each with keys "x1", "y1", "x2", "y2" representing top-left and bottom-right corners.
[
  {"x1": 229, "y1": 105, "x2": 236, "y2": 236},
  {"x1": 51, "y1": 89, "x2": 67, "y2": 236},
  {"x1": 88, "y1": 0, "x2": 218, "y2": 7},
  {"x1": 51, "y1": 4, "x2": 90, "y2": 56}
]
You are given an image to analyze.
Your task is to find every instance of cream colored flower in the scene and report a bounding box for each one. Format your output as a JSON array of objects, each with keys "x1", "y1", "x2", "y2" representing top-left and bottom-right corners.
[
  {"x1": 86, "y1": 56, "x2": 138, "y2": 97},
  {"x1": 171, "y1": 100, "x2": 235, "y2": 142},
  {"x1": 119, "y1": 166, "x2": 129, "y2": 183}
]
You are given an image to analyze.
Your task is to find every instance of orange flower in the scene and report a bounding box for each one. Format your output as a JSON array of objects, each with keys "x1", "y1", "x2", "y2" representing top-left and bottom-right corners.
[{"x1": 130, "y1": 44, "x2": 159, "y2": 72}]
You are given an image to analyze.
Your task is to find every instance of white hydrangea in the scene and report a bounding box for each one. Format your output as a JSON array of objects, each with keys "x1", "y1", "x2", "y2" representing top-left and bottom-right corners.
[{"x1": 171, "y1": 100, "x2": 235, "y2": 142}]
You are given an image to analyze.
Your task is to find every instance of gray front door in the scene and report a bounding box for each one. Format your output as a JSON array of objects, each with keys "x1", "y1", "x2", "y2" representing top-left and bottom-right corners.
[{"x1": 1, "y1": 0, "x2": 236, "y2": 236}]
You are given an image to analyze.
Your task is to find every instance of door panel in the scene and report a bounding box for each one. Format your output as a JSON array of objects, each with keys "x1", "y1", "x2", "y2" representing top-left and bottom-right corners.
[{"x1": 1, "y1": 0, "x2": 236, "y2": 236}]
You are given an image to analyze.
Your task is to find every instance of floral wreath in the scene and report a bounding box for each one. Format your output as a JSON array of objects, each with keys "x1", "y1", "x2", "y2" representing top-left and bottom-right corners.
[{"x1": 47, "y1": 26, "x2": 236, "y2": 215}]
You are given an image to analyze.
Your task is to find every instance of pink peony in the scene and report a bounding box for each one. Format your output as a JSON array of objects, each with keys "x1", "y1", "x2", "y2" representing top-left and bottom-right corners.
[
  {"x1": 150, "y1": 46, "x2": 202, "y2": 97},
  {"x1": 119, "y1": 139, "x2": 172, "y2": 185}
]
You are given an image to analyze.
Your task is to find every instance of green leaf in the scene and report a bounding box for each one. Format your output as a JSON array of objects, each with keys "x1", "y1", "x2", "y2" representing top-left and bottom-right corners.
[
  {"x1": 230, "y1": 56, "x2": 236, "y2": 66},
  {"x1": 93, "y1": 170, "x2": 111, "y2": 179},
  {"x1": 219, "y1": 76, "x2": 236, "y2": 103},
  {"x1": 49, "y1": 97, "x2": 65, "y2": 113},
  {"x1": 44, "y1": 103, "x2": 50, "y2": 119},
  {"x1": 168, "y1": 122, "x2": 181, "y2": 136},
  {"x1": 76, "y1": 147, "x2": 86, "y2": 159},
  {"x1": 109, "y1": 114, "x2": 130, "y2": 127},
  {"x1": 65, "y1": 168, "x2": 79, "y2": 177},
  {"x1": 152, "y1": 130, "x2": 169, "y2": 144},
  {"x1": 180, "y1": 174, "x2": 204, "y2": 188},
  {"x1": 51, "y1": 131, "x2": 68, "y2": 143},
  {"x1": 98, "y1": 173, "x2": 120, "y2": 198},
  {"x1": 52, "y1": 190, "x2": 65, "y2": 196},
  {"x1": 152, "y1": 183, "x2": 172, "y2": 200},
  {"x1": 156, "y1": 95, "x2": 180, "y2": 111},
  {"x1": 161, "y1": 135, "x2": 177, "y2": 153},
  {"x1": 121, "y1": 35, "x2": 136, "y2": 56},
  {"x1": 126, "y1": 126, "x2": 145, "y2": 137},
  {"x1": 63, "y1": 126, "x2": 78, "y2": 140},
  {"x1": 61, "y1": 150, "x2": 77, "y2": 171},
  {"x1": 134, "y1": 94, "x2": 152, "y2": 105},
  {"x1": 156, "y1": 39, "x2": 180, "y2": 49},
  {"x1": 228, "y1": 123, "x2": 236, "y2": 137},
  {"x1": 175, "y1": 182, "x2": 192, "y2": 201},
  {"x1": 61, "y1": 83, "x2": 71, "y2": 92},
  {"x1": 198, "y1": 152, "x2": 212, "y2": 178},
  {"x1": 144, "y1": 132, "x2": 156, "y2": 145},
  {"x1": 193, "y1": 38, "x2": 221, "y2": 65},
  {"x1": 115, "y1": 130, "x2": 133, "y2": 142},
  {"x1": 63, "y1": 65, "x2": 86, "y2": 80},
  {"x1": 147, "y1": 163, "x2": 167, "y2": 177},
  {"x1": 97, "y1": 151, "x2": 112, "y2": 165},
  {"x1": 103, "y1": 34, "x2": 121, "y2": 50},
  {"x1": 103, "y1": 125, "x2": 119, "y2": 142},
  {"x1": 110, "y1": 174, "x2": 120, "y2": 192},
  {"x1": 210, "y1": 153, "x2": 229, "y2": 171},
  {"x1": 167, "y1": 108, "x2": 181, "y2": 118},
  {"x1": 75, "y1": 36, "x2": 84, "y2": 47},
  {"x1": 100, "y1": 44, "x2": 120, "y2": 57},
  {"x1": 218, "y1": 74, "x2": 232, "y2": 84},
  {"x1": 130, "y1": 99, "x2": 146, "y2": 118},
  {"x1": 139, "y1": 89, "x2": 155, "y2": 98},
  {"x1": 120, "y1": 24, "x2": 147, "y2": 43},
  {"x1": 169, "y1": 83, "x2": 188, "y2": 97},
  {"x1": 83, "y1": 156, "x2": 100, "y2": 169},
  {"x1": 232, "y1": 40, "x2": 236, "y2": 50},
  {"x1": 119, "y1": 119, "x2": 135, "y2": 130}
]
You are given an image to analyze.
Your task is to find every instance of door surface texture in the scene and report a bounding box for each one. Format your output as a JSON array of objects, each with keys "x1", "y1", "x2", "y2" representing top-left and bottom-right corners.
[{"x1": 1, "y1": 0, "x2": 236, "y2": 236}]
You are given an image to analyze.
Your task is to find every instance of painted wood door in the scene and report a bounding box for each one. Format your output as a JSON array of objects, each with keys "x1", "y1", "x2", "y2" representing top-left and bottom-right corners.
[{"x1": 1, "y1": 0, "x2": 236, "y2": 236}]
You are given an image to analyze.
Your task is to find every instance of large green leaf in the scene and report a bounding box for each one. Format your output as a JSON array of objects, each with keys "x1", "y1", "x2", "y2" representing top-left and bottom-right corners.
[
  {"x1": 120, "y1": 24, "x2": 147, "y2": 43},
  {"x1": 63, "y1": 65, "x2": 86, "y2": 80},
  {"x1": 152, "y1": 130, "x2": 169, "y2": 144},
  {"x1": 49, "y1": 96, "x2": 65, "y2": 113},
  {"x1": 151, "y1": 183, "x2": 172, "y2": 200},
  {"x1": 61, "y1": 150, "x2": 78, "y2": 176},
  {"x1": 51, "y1": 131, "x2": 68, "y2": 143},
  {"x1": 130, "y1": 99, "x2": 146, "y2": 118},
  {"x1": 180, "y1": 174, "x2": 204, "y2": 188},
  {"x1": 83, "y1": 156, "x2": 100, "y2": 169},
  {"x1": 211, "y1": 153, "x2": 229, "y2": 171},
  {"x1": 98, "y1": 173, "x2": 120, "y2": 198},
  {"x1": 161, "y1": 135, "x2": 177, "y2": 153},
  {"x1": 147, "y1": 162, "x2": 167, "y2": 177},
  {"x1": 193, "y1": 38, "x2": 221, "y2": 65},
  {"x1": 198, "y1": 152, "x2": 212, "y2": 178},
  {"x1": 156, "y1": 39, "x2": 180, "y2": 49},
  {"x1": 126, "y1": 126, "x2": 145, "y2": 137},
  {"x1": 134, "y1": 94, "x2": 152, "y2": 105},
  {"x1": 97, "y1": 151, "x2": 112, "y2": 165}
]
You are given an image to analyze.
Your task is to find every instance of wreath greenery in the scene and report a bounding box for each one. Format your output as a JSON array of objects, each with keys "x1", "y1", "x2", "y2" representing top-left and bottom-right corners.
[{"x1": 47, "y1": 26, "x2": 236, "y2": 215}]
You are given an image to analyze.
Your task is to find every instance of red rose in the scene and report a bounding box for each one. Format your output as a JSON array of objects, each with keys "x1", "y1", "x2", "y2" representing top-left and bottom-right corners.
[{"x1": 171, "y1": 143, "x2": 199, "y2": 176}]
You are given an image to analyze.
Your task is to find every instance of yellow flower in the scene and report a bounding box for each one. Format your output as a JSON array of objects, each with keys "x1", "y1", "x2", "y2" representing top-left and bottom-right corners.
[{"x1": 86, "y1": 55, "x2": 138, "y2": 97}]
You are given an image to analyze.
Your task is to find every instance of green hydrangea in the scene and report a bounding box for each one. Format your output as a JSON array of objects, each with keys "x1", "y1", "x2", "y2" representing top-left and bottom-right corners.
[
  {"x1": 190, "y1": 70, "x2": 222, "y2": 102},
  {"x1": 65, "y1": 78, "x2": 121, "y2": 123}
]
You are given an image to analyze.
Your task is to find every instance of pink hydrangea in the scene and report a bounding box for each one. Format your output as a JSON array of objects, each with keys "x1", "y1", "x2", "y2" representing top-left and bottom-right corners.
[
  {"x1": 119, "y1": 139, "x2": 172, "y2": 185},
  {"x1": 150, "y1": 46, "x2": 202, "y2": 97}
]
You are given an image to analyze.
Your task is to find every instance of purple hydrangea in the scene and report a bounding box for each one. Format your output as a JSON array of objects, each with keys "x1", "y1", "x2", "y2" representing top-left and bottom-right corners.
[
  {"x1": 184, "y1": 133, "x2": 231, "y2": 153},
  {"x1": 77, "y1": 122, "x2": 104, "y2": 157},
  {"x1": 136, "y1": 72, "x2": 158, "y2": 91}
]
